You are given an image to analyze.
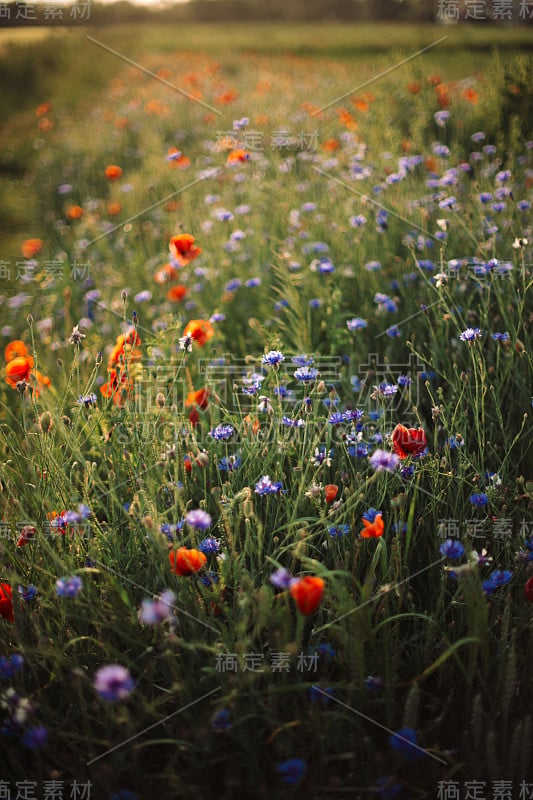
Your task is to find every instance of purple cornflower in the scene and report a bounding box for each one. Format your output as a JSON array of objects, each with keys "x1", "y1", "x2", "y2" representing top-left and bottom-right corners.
[
  {"x1": 342, "y1": 408, "x2": 363, "y2": 422},
  {"x1": 460, "y1": 327, "x2": 482, "y2": 342},
  {"x1": 139, "y1": 590, "x2": 175, "y2": 625},
  {"x1": 281, "y1": 416, "x2": 305, "y2": 428},
  {"x1": 369, "y1": 450, "x2": 399, "y2": 473},
  {"x1": 255, "y1": 476, "x2": 284, "y2": 495},
  {"x1": 185, "y1": 510, "x2": 212, "y2": 530},
  {"x1": 55, "y1": 576, "x2": 83, "y2": 598},
  {"x1": 209, "y1": 424, "x2": 234, "y2": 441},
  {"x1": 93, "y1": 664, "x2": 135, "y2": 701},
  {"x1": 270, "y1": 568, "x2": 294, "y2": 590},
  {"x1": 440, "y1": 539, "x2": 465, "y2": 560}
]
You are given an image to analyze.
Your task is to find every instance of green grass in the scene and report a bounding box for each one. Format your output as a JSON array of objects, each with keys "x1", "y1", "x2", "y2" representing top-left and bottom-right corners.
[{"x1": 0, "y1": 22, "x2": 532, "y2": 797}]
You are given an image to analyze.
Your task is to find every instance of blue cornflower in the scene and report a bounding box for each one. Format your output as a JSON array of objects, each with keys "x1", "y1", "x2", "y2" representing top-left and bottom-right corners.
[
  {"x1": 294, "y1": 366, "x2": 319, "y2": 382},
  {"x1": 21, "y1": 726, "x2": 48, "y2": 750},
  {"x1": 309, "y1": 298, "x2": 323, "y2": 308},
  {"x1": 93, "y1": 664, "x2": 135, "y2": 702},
  {"x1": 362, "y1": 508, "x2": 382, "y2": 523},
  {"x1": 482, "y1": 569, "x2": 513, "y2": 595},
  {"x1": 460, "y1": 327, "x2": 482, "y2": 342},
  {"x1": 386, "y1": 325, "x2": 402, "y2": 338},
  {"x1": 308, "y1": 686, "x2": 334, "y2": 704},
  {"x1": 277, "y1": 758, "x2": 307, "y2": 786},
  {"x1": 211, "y1": 708, "x2": 232, "y2": 732},
  {"x1": 245, "y1": 277, "x2": 261, "y2": 288},
  {"x1": 0, "y1": 654, "x2": 24, "y2": 680},
  {"x1": 342, "y1": 409, "x2": 364, "y2": 422},
  {"x1": 348, "y1": 443, "x2": 369, "y2": 458},
  {"x1": 218, "y1": 455, "x2": 242, "y2": 472},
  {"x1": 198, "y1": 537, "x2": 221, "y2": 554},
  {"x1": 77, "y1": 393, "x2": 97, "y2": 408},
  {"x1": 491, "y1": 332, "x2": 510, "y2": 342},
  {"x1": 469, "y1": 493, "x2": 489, "y2": 507},
  {"x1": 440, "y1": 539, "x2": 465, "y2": 560},
  {"x1": 327, "y1": 412, "x2": 345, "y2": 425},
  {"x1": 209, "y1": 424, "x2": 235, "y2": 441},
  {"x1": 241, "y1": 383, "x2": 261, "y2": 395},
  {"x1": 291, "y1": 355, "x2": 314, "y2": 367},
  {"x1": 55, "y1": 576, "x2": 83, "y2": 598},
  {"x1": 281, "y1": 417, "x2": 305, "y2": 428},
  {"x1": 315, "y1": 258, "x2": 335, "y2": 274},
  {"x1": 365, "y1": 675, "x2": 383, "y2": 693},
  {"x1": 110, "y1": 791, "x2": 139, "y2": 800},
  {"x1": 376, "y1": 776, "x2": 403, "y2": 800},
  {"x1": 328, "y1": 525, "x2": 350, "y2": 537},
  {"x1": 445, "y1": 435, "x2": 464, "y2": 449},
  {"x1": 397, "y1": 375, "x2": 412, "y2": 387},
  {"x1": 262, "y1": 350, "x2": 284, "y2": 367},
  {"x1": 225, "y1": 278, "x2": 242, "y2": 292},
  {"x1": 347, "y1": 318, "x2": 367, "y2": 331},
  {"x1": 18, "y1": 585, "x2": 38, "y2": 602},
  {"x1": 389, "y1": 726, "x2": 423, "y2": 761},
  {"x1": 399, "y1": 464, "x2": 415, "y2": 479}
]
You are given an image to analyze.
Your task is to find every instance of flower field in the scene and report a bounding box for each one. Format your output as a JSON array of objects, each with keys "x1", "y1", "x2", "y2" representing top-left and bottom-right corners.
[{"x1": 0, "y1": 22, "x2": 532, "y2": 799}]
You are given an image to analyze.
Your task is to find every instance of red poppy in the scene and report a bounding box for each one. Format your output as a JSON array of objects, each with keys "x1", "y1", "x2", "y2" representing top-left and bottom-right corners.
[
  {"x1": 324, "y1": 484, "x2": 338, "y2": 504},
  {"x1": 17, "y1": 525, "x2": 36, "y2": 547},
  {"x1": 66, "y1": 205, "x2": 83, "y2": 221},
  {"x1": 360, "y1": 514, "x2": 384, "y2": 539},
  {"x1": 105, "y1": 165, "x2": 122, "y2": 181},
  {"x1": 169, "y1": 234, "x2": 202, "y2": 266},
  {"x1": 462, "y1": 88, "x2": 479, "y2": 105},
  {"x1": 0, "y1": 583, "x2": 14, "y2": 622},
  {"x1": 290, "y1": 576, "x2": 325, "y2": 615},
  {"x1": 183, "y1": 319, "x2": 214, "y2": 348},
  {"x1": 167, "y1": 147, "x2": 191, "y2": 169},
  {"x1": 169, "y1": 547, "x2": 207, "y2": 576},
  {"x1": 154, "y1": 263, "x2": 179, "y2": 285},
  {"x1": 166, "y1": 285, "x2": 187, "y2": 303},
  {"x1": 525, "y1": 577, "x2": 533, "y2": 603},
  {"x1": 391, "y1": 424, "x2": 427, "y2": 460}
]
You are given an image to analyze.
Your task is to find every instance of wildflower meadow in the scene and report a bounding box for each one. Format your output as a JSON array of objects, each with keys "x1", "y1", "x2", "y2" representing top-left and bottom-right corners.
[{"x1": 0, "y1": 20, "x2": 532, "y2": 800}]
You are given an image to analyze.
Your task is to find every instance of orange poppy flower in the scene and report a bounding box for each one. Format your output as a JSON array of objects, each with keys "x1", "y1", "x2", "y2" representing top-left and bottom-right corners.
[
  {"x1": 337, "y1": 109, "x2": 358, "y2": 130},
  {"x1": 352, "y1": 96, "x2": 370, "y2": 112},
  {"x1": 38, "y1": 118, "x2": 53, "y2": 132},
  {"x1": 169, "y1": 547, "x2": 207, "y2": 576},
  {"x1": 215, "y1": 89, "x2": 238, "y2": 105},
  {"x1": 424, "y1": 156, "x2": 438, "y2": 172},
  {"x1": 107, "y1": 202, "x2": 122, "y2": 216},
  {"x1": 290, "y1": 576, "x2": 325, "y2": 615},
  {"x1": 428, "y1": 75, "x2": 442, "y2": 86},
  {"x1": 243, "y1": 414, "x2": 260, "y2": 436},
  {"x1": 100, "y1": 369, "x2": 135, "y2": 407},
  {"x1": 66, "y1": 205, "x2": 83, "y2": 221},
  {"x1": 324, "y1": 484, "x2": 338, "y2": 504},
  {"x1": 5, "y1": 355, "x2": 34, "y2": 388},
  {"x1": 154, "y1": 263, "x2": 179, "y2": 285},
  {"x1": 391, "y1": 424, "x2": 427, "y2": 460},
  {"x1": 5, "y1": 340, "x2": 28, "y2": 362},
  {"x1": 185, "y1": 387, "x2": 210, "y2": 410},
  {"x1": 166, "y1": 284, "x2": 187, "y2": 302},
  {"x1": 183, "y1": 319, "x2": 214, "y2": 348},
  {"x1": 462, "y1": 88, "x2": 479, "y2": 105},
  {"x1": 360, "y1": 514, "x2": 384, "y2": 539},
  {"x1": 169, "y1": 234, "x2": 202, "y2": 266},
  {"x1": 36, "y1": 103, "x2": 52, "y2": 117},
  {"x1": 322, "y1": 138, "x2": 340, "y2": 153},
  {"x1": 0, "y1": 583, "x2": 14, "y2": 622},
  {"x1": 407, "y1": 82, "x2": 421, "y2": 95},
  {"x1": 105, "y1": 165, "x2": 123, "y2": 181},
  {"x1": 21, "y1": 239, "x2": 43, "y2": 259},
  {"x1": 227, "y1": 149, "x2": 250, "y2": 165},
  {"x1": 167, "y1": 147, "x2": 191, "y2": 169}
]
